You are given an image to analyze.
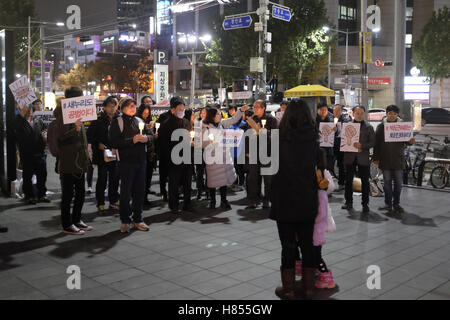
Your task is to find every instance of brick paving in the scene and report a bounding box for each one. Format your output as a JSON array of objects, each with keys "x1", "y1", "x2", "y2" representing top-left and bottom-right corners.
[{"x1": 0, "y1": 157, "x2": 449, "y2": 300}]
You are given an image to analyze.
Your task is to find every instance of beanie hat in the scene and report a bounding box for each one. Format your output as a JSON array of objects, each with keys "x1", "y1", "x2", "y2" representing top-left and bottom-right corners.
[{"x1": 386, "y1": 105, "x2": 399, "y2": 114}]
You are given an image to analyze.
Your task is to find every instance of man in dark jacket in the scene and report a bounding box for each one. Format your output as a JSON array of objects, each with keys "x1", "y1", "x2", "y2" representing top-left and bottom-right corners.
[
  {"x1": 87, "y1": 96, "x2": 120, "y2": 214},
  {"x1": 333, "y1": 104, "x2": 349, "y2": 189},
  {"x1": 241, "y1": 100, "x2": 278, "y2": 209},
  {"x1": 155, "y1": 109, "x2": 172, "y2": 201},
  {"x1": 14, "y1": 104, "x2": 49, "y2": 204},
  {"x1": 342, "y1": 106, "x2": 376, "y2": 213},
  {"x1": 157, "y1": 97, "x2": 192, "y2": 213},
  {"x1": 373, "y1": 105, "x2": 415, "y2": 213},
  {"x1": 316, "y1": 103, "x2": 336, "y2": 174},
  {"x1": 54, "y1": 87, "x2": 92, "y2": 235},
  {"x1": 109, "y1": 96, "x2": 153, "y2": 233}
]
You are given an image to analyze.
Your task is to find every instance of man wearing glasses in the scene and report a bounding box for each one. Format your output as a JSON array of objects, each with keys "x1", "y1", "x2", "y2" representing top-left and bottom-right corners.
[{"x1": 242, "y1": 100, "x2": 278, "y2": 209}]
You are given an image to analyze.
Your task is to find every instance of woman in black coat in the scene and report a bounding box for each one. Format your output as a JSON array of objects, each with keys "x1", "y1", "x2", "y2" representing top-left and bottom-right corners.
[
  {"x1": 270, "y1": 99, "x2": 324, "y2": 300},
  {"x1": 137, "y1": 104, "x2": 156, "y2": 205}
]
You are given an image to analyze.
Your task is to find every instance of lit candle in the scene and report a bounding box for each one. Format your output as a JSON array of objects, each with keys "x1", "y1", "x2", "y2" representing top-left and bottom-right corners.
[
  {"x1": 261, "y1": 119, "x2": 267, "y2": 128},
  {"x1": 209, "y1": 133, "x2": 215, "y2": 142},
  {"x1": 333, "y1": 118, "x2": 338, "y2": 125},
  {"x1": 155, "y1": 122, "x2": 160, "y2": 133},
  {"x1": 190, "y1": 131, "x2": 195, "y2": 140},
  {"x1": 138, "y1": 122, "x2": 144, "y2": 135}
]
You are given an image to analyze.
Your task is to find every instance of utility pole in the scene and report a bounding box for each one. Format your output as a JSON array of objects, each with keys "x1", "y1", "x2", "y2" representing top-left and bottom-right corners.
[
  {"x1": 27, "y1": 16, "x2": 31, "y2": 81},
  {"x1": 360, "y1": 0, "x2": 368, "y2": 119},
  {"x1": 190, "y1": 47, "x2": 196, "y2": 108},
  {"x1": 394, "y1": 0, "x2": 406, "y2": 112},
  {"x1": 40, "y1": 25, "x2": 45, "y2": 104}
]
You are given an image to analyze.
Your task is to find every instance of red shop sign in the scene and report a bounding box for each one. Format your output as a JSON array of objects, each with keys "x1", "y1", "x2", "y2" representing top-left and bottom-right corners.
[{"x1": 369, "y1": 78, "x2": 391, "y2": 85}]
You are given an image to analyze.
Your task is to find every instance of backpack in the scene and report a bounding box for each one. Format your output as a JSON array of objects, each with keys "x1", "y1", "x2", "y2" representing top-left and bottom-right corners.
[{"x1": 47, "y1": 120, "x2": 60, "y2": 157}]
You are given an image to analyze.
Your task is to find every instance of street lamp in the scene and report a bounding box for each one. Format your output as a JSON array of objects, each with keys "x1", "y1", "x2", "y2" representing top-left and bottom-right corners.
[
  {"x1": 323, "y1": 26, "x2": 360, "y2": 90},
  {"x1": 28, "y1": 17, "x2": 65, "y2": 103}
]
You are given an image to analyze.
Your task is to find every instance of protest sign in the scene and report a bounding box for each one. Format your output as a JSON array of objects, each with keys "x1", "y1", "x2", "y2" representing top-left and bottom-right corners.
[
  {"x1": 340, "y1": 123, "x2": 361, "y2": 152},
  {"x1": 33, "y1": 111, "x2": 55, "y2": 126},
  {"x1": 384, "y1": 122, "x2": 413, "y2": 142},
  {"x1": 8, "y1": 76, "x2": 37, "y2": 108},
  {"x1": 319, "y1": 123, "x2": 335, "y2": 147},
  {"x1": 218, "y1": 129, "x2": 244, "y2": 148},
  {"x1": 61, "y1": 95, "x2": 97, "y2": 124}
]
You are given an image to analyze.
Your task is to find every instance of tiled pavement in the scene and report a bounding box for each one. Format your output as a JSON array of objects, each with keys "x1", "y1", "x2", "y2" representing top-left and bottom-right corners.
[{"x1": 0, "y1": 165, "x2": 449, "y2": 300}]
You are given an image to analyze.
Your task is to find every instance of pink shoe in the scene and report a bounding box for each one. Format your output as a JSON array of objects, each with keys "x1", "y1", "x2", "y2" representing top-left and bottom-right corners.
[
  {"x1": 295, "y1": 260, "x2": 302, "y2": 276},
  {"x1": 315, "y1": 270, "x2": 336, "y2": 289}
]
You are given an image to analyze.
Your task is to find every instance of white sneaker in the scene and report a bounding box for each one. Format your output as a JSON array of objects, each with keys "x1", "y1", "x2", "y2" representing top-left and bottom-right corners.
[
  {"x1": 74, "y1": 221, "x2": 93, "y2": 231},
  {"x1": 63, "y1": 224, "x2": 85, "y2": 235}
]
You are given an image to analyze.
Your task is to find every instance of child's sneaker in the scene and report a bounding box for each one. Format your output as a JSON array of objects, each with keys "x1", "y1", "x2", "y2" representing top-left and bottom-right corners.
[
  {"x1": 295, "y1": 260, "x2": 302, "y2": 276},
  {"x1": 315, "y1": 270, "x2": 336, "y2": 289}
]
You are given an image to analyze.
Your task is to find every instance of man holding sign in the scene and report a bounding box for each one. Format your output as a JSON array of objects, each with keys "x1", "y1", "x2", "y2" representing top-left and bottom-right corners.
[
  {"x1": 342, "y1": 106, "x2": 375, "y2": 213},
  {"x1": 373, "y1": 105, "x2": 415, "y2": 213}
]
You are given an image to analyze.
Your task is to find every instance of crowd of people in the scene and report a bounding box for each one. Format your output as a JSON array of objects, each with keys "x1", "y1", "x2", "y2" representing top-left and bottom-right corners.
[{"x1": 6, "y1": 86, "x2": 415, "y2": 299}]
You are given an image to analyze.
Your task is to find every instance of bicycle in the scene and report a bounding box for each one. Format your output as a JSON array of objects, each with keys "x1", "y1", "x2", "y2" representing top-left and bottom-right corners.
[
  {"x1": 430, "y1": 163, "x2": 449, "y2": 189},
  {"x1": 411, "y1": 135, "x2": 438, "y2": 182}
]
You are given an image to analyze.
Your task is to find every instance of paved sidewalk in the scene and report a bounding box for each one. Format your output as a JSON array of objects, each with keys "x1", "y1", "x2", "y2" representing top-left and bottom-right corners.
[{"x1": 0, "y1": 166, "x2": 449, "y2": 300}]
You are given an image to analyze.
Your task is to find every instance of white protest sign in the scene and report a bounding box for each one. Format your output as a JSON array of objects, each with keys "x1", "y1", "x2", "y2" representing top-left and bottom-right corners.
[
  {"x1": 384, "y1": 122, "x2": 413, "y2": 142},
  {"x1": 61, "y1": 95, "x2": 97, "y2": 124},
  {"x1": 228, "y1": 91, "x2": 252, "y2": 100},
  {"x1": 33, "y1": 111, "x2": 55, "y2": 125},
  {"x1": 218, "y1": 129, "x2": 244, "y2": 148},
  {"x1": 340, "y1": 123, "x2": 361, "y2": 152},
  {"x1": 8, "y1": 76, "x2": 37, "y2": 108},
  {"x1": 319, "y1": 123, "x2": 335, "y2": 147}
]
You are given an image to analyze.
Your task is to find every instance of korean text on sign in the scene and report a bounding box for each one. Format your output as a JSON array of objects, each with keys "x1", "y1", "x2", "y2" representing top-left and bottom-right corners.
[
  {"x1": 61, "y1": 95, "x2": 98, "y2": 124},
  {"x1": 384, "y1": 122, "x2": 413, "y2": 142}
]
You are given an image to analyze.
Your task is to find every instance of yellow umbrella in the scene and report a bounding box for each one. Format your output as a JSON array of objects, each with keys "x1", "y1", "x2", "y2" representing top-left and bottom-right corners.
[{"x1": 284, "y1": 84, "x2": 334, "y2": 98}]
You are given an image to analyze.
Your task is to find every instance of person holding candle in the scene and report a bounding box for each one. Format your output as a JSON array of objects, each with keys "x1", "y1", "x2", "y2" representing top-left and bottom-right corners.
[
  {"x1": 137, "y1": 103, "x2": 157, "y2": 205},
  {"x1": 202, "y1": 104, "x2": 248, "y2": 209},
  {"x1": 157, "y1": 97, "x2": 193, "y2": 213},
  {"x1": 109, "y1": 96, "x2": 153, "y2": 233},
  {"x1": 241, "y1": 100, "x2": 278, "y2": 209}
]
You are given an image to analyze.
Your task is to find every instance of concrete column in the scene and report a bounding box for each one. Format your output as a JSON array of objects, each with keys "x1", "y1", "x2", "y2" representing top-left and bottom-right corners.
[{"x1": 394, "y1": 0, "x2": 406, "y2": 110}]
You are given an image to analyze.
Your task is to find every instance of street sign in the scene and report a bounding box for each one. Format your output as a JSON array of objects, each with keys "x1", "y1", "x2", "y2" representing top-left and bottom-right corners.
[
  {"x1": 341, "y1": 69, "x2": 362, "y2": 75},
  {"x1": 374, "y1": 58, "x2": 384, "y2": 68},
  {"x1": 272, "y1": 5, "x2": 292, "y2": 22},
  {"x1": 32, "y1": 61, "x2": 52, "y2": 68},
  {"x1": 223, "y1": 15, "x2": 252, "y2": 30}
]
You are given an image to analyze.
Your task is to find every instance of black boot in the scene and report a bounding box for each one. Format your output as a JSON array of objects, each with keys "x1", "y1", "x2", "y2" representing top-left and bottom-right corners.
[
  {"x1": 301, "y1": 268, "x2": 316, "y2": 300},
  {"x1": 208, "y1": 188, "x2": 216, "y2": 209},
  {"x1": 220, "y1": 187, "x2": 231, "y2": 209}
]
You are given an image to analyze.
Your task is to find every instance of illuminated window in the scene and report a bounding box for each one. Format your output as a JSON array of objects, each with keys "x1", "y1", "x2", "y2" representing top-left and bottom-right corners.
[
  {"x1": 406, "y1": 7, "x2": 413, "y2": 21},
  {"x1": 405, "y1": 34, "x2": 412, "y2": 48}
]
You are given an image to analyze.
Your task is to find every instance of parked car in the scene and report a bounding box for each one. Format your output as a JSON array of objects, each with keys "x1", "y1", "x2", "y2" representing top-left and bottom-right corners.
[
  {"x1": 422, "y1": 107, "x2": 450, "y2": 125},
  {"x1": 368, "y1": 108, "x2": 386, "y2": 121}
]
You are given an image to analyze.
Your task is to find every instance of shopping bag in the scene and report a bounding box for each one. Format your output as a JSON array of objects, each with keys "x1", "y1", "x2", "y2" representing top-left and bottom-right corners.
[
  {"x1": 323, "y1": 169, "x2": 335, "y2": 194},
  {"x1": 326, "y1": 204, "x2": 336, "y2": 233}
]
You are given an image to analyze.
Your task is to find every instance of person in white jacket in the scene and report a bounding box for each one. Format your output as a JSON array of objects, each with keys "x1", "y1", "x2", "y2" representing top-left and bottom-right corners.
[{"x1": 202, "y1": 104, "x2": 249, "y2": 209}]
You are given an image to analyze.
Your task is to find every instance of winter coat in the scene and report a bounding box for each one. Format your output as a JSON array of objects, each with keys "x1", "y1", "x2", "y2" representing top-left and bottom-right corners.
[
  {"x1": 240, "y1": 113, "x2": 278, "y2": 163},
  {"x1": 343, "y1": 120, "x2": 375, "y2": 166},
  {"x1": 157, "y1": 112, "x2": 191, "y2": 167},
  {"x1": 373, "y1": 117, "x2": 411, "y2": 170},
  {"x1": 201, "y1": 109, "x2": 244, "y2": 188},
  {"x1": 269, "y1": 128, "x2": 324, "y2": 223},
  {"x1": 51, "y1": 106, "x2": 91, "y2": 175},
  {"x1": 86, "y1": 111, "x2": 118, "y2": 165},
  {"x1": 14, "y1": 114, "x2": 46, "y2": 157},
  {"x1": 109, "y1": 113, "x2": 153, "y2": 164}
]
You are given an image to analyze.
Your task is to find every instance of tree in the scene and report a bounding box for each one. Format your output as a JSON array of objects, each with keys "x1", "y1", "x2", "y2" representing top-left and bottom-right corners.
[
  {"x1": 0, "y1": 0, "x2": 40, "y2": 76},
  {"x1": 56, "y1": 64, "x2": 87, "y2": 89},
  {"x1": 131, "y1": 55, "x2": 154, "y2": 94},
  {"x1": 206, "y1": 0, "x2": 331, "y2": 90},
  {"x1": 413, "y1": 6, "x2": 450, "y2": 108}
]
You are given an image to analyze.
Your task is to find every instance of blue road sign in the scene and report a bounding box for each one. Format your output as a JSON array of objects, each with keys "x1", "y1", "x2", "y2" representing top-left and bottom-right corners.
[
  {"x1": 272, "y1": 5, "x2": 292, "y2": 22},
  {"x1": 223, "y1": 15, "x2": 252, "y2": 30}
]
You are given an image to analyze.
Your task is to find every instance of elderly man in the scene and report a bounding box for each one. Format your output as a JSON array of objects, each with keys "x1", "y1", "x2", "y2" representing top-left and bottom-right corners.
[
  {"x1": 342, "y1": 106, "x2": 375, "y2": 213},
  {"x1": 242, "y1": 100, "x2": 278, "y2": 209}
]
